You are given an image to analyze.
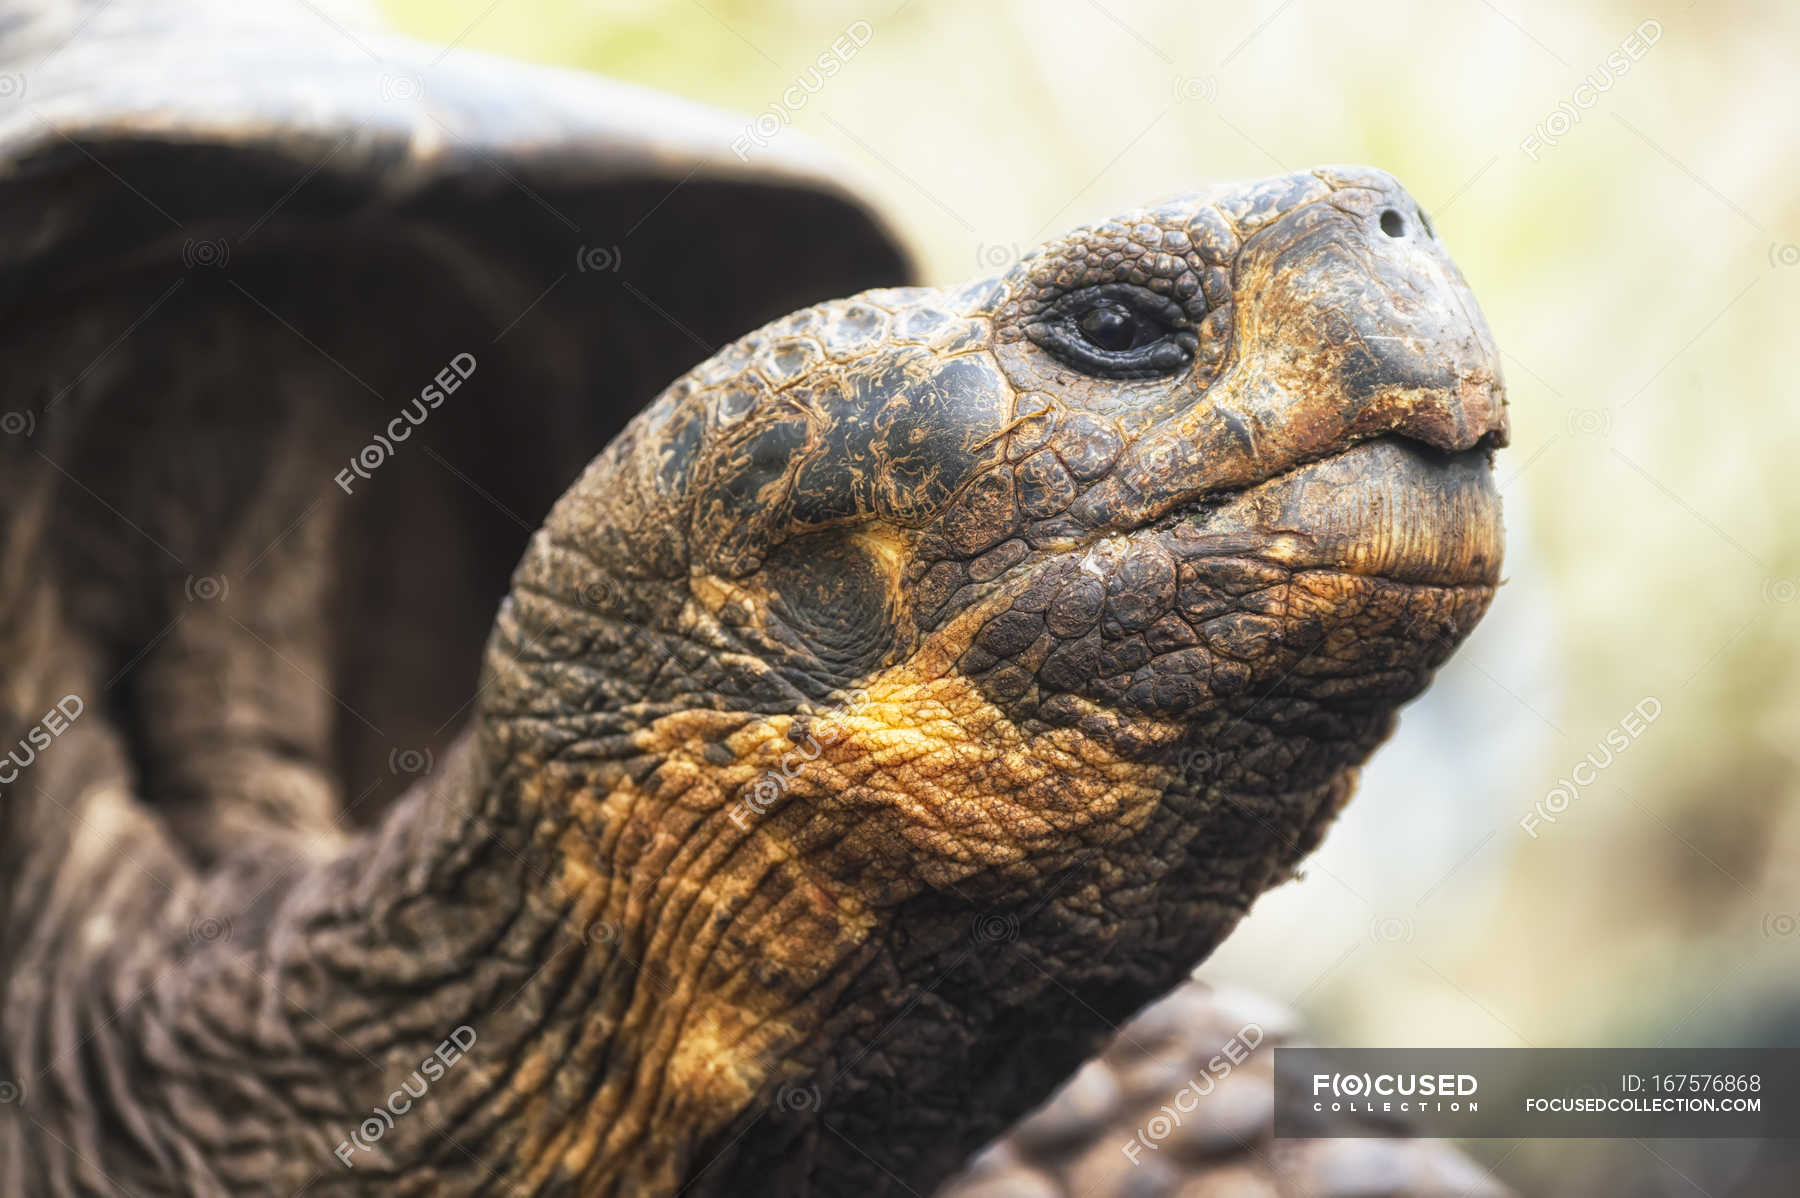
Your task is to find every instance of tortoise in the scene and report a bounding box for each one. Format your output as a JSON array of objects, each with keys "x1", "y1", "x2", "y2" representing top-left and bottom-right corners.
[{"x1": 0, "y1": 1, "x2": 1511, "y2": 1195}]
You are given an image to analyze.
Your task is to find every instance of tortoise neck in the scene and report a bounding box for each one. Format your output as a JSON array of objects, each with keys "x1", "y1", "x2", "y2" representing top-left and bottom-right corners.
[{"x1": 198, "y1": 711, "x2": 879, "y2": 1195}]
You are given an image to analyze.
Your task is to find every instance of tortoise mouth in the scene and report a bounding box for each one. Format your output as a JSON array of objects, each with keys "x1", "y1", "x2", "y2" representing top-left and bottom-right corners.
[{"x1": 1145, "y1": 436, "x2": 1503, "y2": 590}]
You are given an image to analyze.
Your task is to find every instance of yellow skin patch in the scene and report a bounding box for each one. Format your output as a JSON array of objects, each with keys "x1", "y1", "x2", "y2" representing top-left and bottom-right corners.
[{"x1": 514, "y1": 570, "x2": 1180, "y2": 1193}]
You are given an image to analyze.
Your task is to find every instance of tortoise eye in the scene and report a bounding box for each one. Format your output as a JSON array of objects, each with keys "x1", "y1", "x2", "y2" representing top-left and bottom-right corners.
[
  {"x1": 1077, "y1": 302, "x2": 1136, "y2": 351},
  {"x1": 1030, "y1": 284, "x2": 1198, "y2": 380}
]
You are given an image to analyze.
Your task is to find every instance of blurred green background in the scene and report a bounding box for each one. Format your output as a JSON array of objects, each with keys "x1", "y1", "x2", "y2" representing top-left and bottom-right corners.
[{"x1": 378, "y1": 1, "x2": 1800, "y2": 1190}]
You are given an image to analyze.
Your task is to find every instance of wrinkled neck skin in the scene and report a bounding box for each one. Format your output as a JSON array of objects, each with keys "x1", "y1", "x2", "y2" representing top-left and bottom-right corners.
[
  {"x1": 0, "y1": 528, "x2": 1457, "y2": 1198},
  {"x1": 1, "y1": 615, "x2": 1383, "y2": 1198}
]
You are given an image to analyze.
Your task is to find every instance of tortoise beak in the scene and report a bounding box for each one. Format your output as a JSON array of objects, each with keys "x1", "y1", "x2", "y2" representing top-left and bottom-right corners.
[
  {"x1": 1067, "y1": 169, "x2": 1508, "y2": 535},
  {"x1": 1242, "y1": 169, "x2": 1510, "y2": 456},
  {"x1": 1179, "y1": 436, "x2": 1505, "y2": 589}
]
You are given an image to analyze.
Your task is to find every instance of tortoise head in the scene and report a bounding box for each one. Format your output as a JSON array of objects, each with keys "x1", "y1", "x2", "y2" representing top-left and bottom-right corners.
[
  {"x1": 495, "y1": 163, "x2": 1504, "y2": 820},
  {"x1": 483, "y1": 164, "x2": 1506, "y2": 1181}
]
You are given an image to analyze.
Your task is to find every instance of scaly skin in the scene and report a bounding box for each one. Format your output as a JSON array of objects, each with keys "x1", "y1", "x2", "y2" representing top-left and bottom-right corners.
[{"x1": 0, "y1": 165, "x2": 1505, "y2": 1196}]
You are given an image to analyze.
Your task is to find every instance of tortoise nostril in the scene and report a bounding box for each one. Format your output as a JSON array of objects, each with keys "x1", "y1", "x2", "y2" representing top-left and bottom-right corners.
[{"x1": 1379, "y1": 209, "x2": 1406, "y2": 238}]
